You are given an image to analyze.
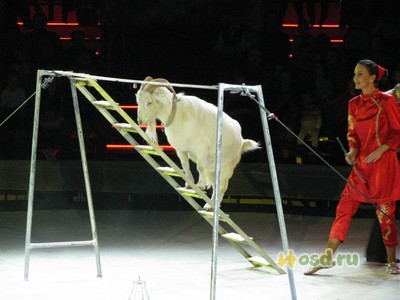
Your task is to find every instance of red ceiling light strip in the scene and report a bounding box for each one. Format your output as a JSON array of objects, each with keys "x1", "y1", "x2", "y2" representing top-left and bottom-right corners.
[
  {"x1": 60, "y1": 36, "x2": 101, "y2": 40},
  {"x1": 17, "y1": 21, "x2": 341, "y2": 29},
  {"x1": 18, "y1": 21, "x2": 339, "y2": 28},
  {"x1": 289, "y1": 38, "x2": 343, "y2": 43},
  {"x1": 17, "y1": 21, "x2": 101, "y2": 26},
  {"x1": 17, "y1": 21, "x2": 79, "y2": 26}
]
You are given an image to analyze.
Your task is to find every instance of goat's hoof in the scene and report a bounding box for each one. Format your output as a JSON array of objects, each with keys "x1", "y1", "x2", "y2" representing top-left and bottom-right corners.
[
  {"x1": 197, "y1": 185, "x2": 206, "y2": 191},
  {"x1": 203, "y1": 203, "x2": 214, "y2": 212}
]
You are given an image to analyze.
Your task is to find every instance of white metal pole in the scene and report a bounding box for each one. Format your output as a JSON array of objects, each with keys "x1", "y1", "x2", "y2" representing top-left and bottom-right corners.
[
  {"x1": 210, "y1": 83, "x2": 225, "y2": 300},
  {"x1": 256, "y1": 86, "x2": 297, "y2": 300},
  {"x1": 24, "y1": 70, "x2": 44, "y2": 281},
  {"x1": 70, "y1": 79, "x2": 102, "y2": 277}
]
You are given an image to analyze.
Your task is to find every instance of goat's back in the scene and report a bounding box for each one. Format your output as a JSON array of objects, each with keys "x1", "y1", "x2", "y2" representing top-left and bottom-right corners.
[{"x1": 165, "y1": 94, "x2": 254, "y2": 164}]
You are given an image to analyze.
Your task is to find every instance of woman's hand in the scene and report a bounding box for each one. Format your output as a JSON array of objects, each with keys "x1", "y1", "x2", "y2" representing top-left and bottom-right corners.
[
  {"x1": 345, "y1": 148, "x2": 357, "y2": 165},
  {"x1": 365, "y1": 144, "x2": 390, "y2": 163}
]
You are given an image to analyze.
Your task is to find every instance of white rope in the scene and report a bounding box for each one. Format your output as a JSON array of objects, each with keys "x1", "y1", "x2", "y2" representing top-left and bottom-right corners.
[{"x1": 0, "y1": 76, "x2": 55, "y2": 127}]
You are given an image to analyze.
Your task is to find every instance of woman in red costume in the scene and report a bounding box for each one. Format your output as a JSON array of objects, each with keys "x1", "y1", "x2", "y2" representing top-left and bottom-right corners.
[{"x1": 305, "y1": 59, "x2": 400, "y2": 275}]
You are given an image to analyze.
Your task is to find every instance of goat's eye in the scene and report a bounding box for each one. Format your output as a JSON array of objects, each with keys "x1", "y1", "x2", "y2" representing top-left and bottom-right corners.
[{"x1": 146, "y1": 101, "x2": 153, "y2": 106}]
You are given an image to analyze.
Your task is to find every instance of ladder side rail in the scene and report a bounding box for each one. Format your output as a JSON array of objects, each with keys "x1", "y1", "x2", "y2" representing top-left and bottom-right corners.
[
  {"x1": 70, "y1": 80, "x2": 102, "y2": 278},
  {"x1": 73, "y1": 76, "x2": 285, "y2": 275},
  {"x1": 76, "y1": 80, "x2": 258, "y2": 266},
  {"x1": 24, "y1": 70, "x2": 45, "y2": 281},
  {"x1": 75, "y1": 81, "x2": 230, "y2": 228},
  {"x1": 257, "y1": 86, "x2": 297, "y2": 298}
]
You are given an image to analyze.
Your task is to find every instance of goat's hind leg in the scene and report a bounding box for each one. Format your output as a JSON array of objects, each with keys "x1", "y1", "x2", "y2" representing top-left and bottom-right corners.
[{"x1": 202, "y1": 161, "x2": 236, "y2": 212}]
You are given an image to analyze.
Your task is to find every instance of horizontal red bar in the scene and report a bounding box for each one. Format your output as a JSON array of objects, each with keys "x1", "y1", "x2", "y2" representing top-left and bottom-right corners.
[
  {"x1": 283, "y1": 23, "x2": 340, "y2": 28},
  {"x1": 120, "y1": 105, "x2": 138, "y2": 109},
  {"x1": 106, "y1": 144, "x2": 175, "y2": 151}
]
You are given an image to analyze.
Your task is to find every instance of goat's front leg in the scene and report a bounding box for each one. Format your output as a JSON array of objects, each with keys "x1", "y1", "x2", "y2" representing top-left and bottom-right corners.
[
  {"x1": 196, "y1": 164, "x2": 207, "y2": 191},
  {"x1": 176, "y1": 150, "x2": 194, "y2": 188}
]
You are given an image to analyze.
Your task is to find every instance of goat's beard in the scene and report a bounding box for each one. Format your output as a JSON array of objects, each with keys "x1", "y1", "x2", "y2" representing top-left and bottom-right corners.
[{"x1": 145, "y1": 120, "x2": 158, "y2": 144}]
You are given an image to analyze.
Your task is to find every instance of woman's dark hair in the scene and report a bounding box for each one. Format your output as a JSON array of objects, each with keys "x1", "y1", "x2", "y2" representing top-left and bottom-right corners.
[{"x1": 357, "y1": 59, "x2": 388, "y2": 86}]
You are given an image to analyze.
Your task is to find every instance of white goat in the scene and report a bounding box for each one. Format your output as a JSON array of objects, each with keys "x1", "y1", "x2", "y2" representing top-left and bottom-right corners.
[{"x1": 136, "y1": 76, "x2": 260, "y2": 211}]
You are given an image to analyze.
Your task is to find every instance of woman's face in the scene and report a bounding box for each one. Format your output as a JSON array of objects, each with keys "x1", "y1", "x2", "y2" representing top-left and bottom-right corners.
[{"x1": 353, "y1": 64, "x2": 375, "y2": 91}]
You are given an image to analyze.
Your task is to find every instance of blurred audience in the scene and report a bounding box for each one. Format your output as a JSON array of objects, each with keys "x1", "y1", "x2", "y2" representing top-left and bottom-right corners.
[
  {"x1": 24, "y1": 12, "x2": 65, "y2": 70},
  {"x1": 0, "y1": 0, "x2": 398, "y2": 163},
  {"x1": 0, "y1": 73, "x2": 29, "y2": 158},
  {"x1": 65, "y1": 29, "x2": 101, "y2": 73},
  {"x1": 297, "y1": 90, "x2": 322, "y2": 149}
]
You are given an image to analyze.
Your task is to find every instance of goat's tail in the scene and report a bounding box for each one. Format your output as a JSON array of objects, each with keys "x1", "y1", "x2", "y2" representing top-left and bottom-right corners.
[{"x1": 241, "y1": 139, "x2": 261, "y2": 153}]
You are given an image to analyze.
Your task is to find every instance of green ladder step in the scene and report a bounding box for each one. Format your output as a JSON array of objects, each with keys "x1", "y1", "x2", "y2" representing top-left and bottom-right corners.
[
  {"x1": 222, "y1": 232, "x2": 253, "y2": 244},
  {"x1": 93, "y1": 100, "x2": 117, "y2": 110}
]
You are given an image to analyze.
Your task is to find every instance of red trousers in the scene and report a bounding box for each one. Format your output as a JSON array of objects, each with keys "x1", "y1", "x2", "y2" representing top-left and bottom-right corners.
[{"x1": 330, "y1": 197, "x2": 398, "y2": 247}]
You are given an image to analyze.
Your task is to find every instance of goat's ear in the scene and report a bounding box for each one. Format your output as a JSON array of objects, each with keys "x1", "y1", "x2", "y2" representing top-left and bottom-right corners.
[{"x1": 143, "y1": 76, "x2": 153, "y2": 82}]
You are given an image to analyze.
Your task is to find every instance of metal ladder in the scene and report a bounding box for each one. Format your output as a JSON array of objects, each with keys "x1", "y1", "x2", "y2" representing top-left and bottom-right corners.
[{"x1": 72, "y1": 76, "x2": 285, "y2": 275}]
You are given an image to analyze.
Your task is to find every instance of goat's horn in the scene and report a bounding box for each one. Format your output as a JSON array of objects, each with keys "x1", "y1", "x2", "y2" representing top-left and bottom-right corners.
[
  {"x1": 151, "y1": 78, "x2": 177, "y2": 96},
  {"x1": 141, "y1": 78, "x2": 177, "y2": 96},
  {"x1": 138, "y1": 76, "x2": 154, "y2": 91}
]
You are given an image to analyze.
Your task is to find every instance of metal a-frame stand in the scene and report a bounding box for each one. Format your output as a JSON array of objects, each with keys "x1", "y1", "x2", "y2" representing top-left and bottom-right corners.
[
  {"x1": 24, "y1": 70, "x2": 102, "y2": 280},
  {"x1": 213, "y1": 83, "x2": 297, "y2": 300},
  {"x1": 25, "y1": 70, "x2": 296, "y2": 299}
]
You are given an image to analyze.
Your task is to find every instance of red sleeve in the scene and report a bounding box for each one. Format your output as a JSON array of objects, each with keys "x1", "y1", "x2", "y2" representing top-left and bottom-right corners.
[
  {"x1": 384, "y1": 95, "x2": 400, "y2": 151},
  {"x1": 347, "y1": 97, "x2": 360, "y2": 151}
]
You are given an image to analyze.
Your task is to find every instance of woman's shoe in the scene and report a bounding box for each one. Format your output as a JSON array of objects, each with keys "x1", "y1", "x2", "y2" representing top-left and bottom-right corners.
[
  {"x1": 304, "y1": 262, "x2": 335, "y2": 275},
  {"x1": 387, "y1": 262, "x2": 400, "y2": 274}
]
